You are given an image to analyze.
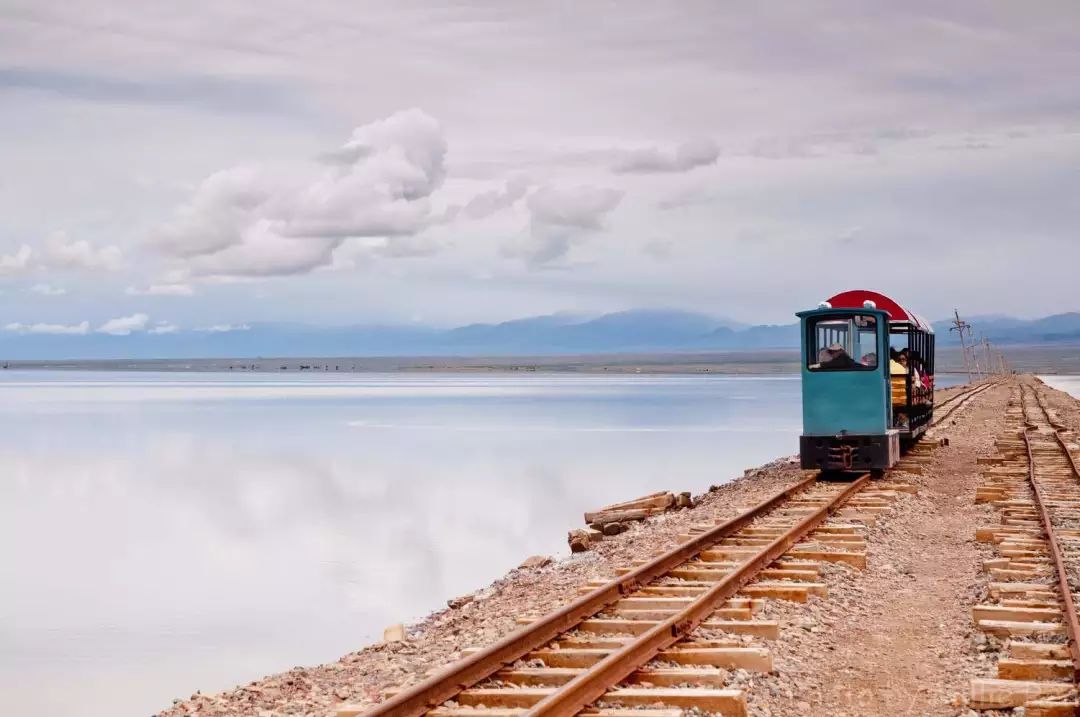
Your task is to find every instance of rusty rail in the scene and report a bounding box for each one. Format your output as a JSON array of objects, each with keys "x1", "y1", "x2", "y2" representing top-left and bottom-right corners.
[
  {"x1": 521, "y1": 475, "x2": 869, "y2": 717},
  {"x1": 930, "y1": 379, "x2": 998, "y2": 427},
  {"x1": 364, "y1": 474, "x2": 821, "y2": 717},
  {"x1": 1019, "y1": 384, "x2": 1080, "y2": 682}
]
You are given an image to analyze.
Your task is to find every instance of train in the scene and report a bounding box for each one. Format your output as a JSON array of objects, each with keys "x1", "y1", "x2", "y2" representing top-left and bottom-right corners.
[{"x1": 798, "y1": 289, "x2": 936, "y2": 474}]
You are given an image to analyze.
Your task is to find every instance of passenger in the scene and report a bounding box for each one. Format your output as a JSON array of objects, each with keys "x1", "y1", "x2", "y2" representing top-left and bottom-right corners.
[
  {"x1": 889, "y1": 349, "x2": 905, "y2": 376},
  {"x1": 906, "y1": 353, "x2": 923, "y2": 389},
  {"x1": 911, "y1": 351, "x2": 932, "y2": 390},
  {"x1": 860, "y1": 352, "x2": 877, "y2": 366},
  {"x1": 818, "y1": 343, "x2": 858, "y2": 369}
]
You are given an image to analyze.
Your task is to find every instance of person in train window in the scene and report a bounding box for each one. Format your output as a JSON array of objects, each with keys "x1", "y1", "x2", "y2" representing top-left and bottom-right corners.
[
  {"x1": 911, "y1": 351, "x2": 931, "y2": 389},
  {"x1": 900, "y1": 350, "x2": 922, "y2": 386},
  {"x1": 889, "y1": 349, "x2": 905, "y2": 376},
  {"x1": 818, "y1": 343, "x2": 858, "y2": 369},
  {"x1": 860, "y1": 352, "x2": 877, "y2": 366}
]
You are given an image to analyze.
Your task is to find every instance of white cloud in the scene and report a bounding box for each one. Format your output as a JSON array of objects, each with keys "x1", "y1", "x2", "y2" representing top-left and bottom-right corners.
[
  {"x1": 152, "y1": 109, "x2": 448, "y2": 279},
  {"x1": 5, "y1": 320, "x2": 89, "y2": 335},
  {"x1": 29, "y1": 282, "x2": 66, "y2": 296},
  {"x1": 462, "y1": 176, "x2": 530, "y2": 219},
  {"x1": 96, "y1": 313, "x2": 150, "y2": 335},
  {"x1": 44, "y1": 232, "x2": 124, "y2": 271},
  {"x1": 197, "y1": 323, "x2": 251, "y2": 333},
  {"x1": 526, "y1": 185, "x2": 624, "y2": 230},
  {"x1": 502, "y1": 184, "x2": 624, "y2": 266},
  {"x1": 0, "y1": 245, "x2": 34, "y2": 276},
  {"x1": 612, "y1": 138, "x2": 720, "y2": 174},
  {"x1": 125, "y1": 283, "x2": 195, "y2": 296},
  {"x1": 149, "y1": 321, "x2": 179, "y2": 335}
]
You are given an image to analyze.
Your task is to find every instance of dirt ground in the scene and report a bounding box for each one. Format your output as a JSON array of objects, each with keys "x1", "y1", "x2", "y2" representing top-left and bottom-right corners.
[
  {"x1": 746, "y1": 380, "x2": 1013, "y2": 717},
  {"x1": 160, "y1": 378, "x2": 1072, "y2": 717}
]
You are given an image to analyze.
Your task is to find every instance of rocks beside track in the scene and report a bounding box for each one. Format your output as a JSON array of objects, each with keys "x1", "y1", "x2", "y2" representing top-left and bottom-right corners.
[{"x1": 158, "y1": 453, "x2": 812, "y2": 716}]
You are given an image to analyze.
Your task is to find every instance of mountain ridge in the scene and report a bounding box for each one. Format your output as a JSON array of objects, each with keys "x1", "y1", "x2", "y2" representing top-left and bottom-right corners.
[{"x1": 2, "y1": 308, "x2": 1079, "y2": 360}]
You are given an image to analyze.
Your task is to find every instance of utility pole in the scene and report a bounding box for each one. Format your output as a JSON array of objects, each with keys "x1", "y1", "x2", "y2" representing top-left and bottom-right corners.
[
  {"x1": 983, "y1": 337, "x2": 994, "y2": 376},
  {"x1": 969, "y1": 333, "x2": 983, "y2": 380},
  {"x1": 950, "y1": 310, "x2": 974, "y2": 382}
]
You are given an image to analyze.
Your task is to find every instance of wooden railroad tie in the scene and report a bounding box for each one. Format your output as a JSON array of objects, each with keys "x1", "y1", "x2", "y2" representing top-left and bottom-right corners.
[{"x1": 967, "y1": 383, "x2": 1080, "y2": 714}]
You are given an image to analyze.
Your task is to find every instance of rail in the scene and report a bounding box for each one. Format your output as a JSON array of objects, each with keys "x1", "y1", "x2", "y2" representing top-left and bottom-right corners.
[
  {"x1": 359, "y1": 474, "x2": 876, "y2": 717},
  {"x1": 930, "y1": 379, "x2": 999, "y2": 427},
  {"x1": 1021, "y1": 384, "x2": 1080, "y2": 681}
]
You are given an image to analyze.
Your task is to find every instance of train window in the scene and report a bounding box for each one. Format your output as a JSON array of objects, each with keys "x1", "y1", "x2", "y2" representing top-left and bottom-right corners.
[
  {"x1": 808, "y1": 315, "x2": 878, "y2": 371},
  {"x1": 854, "y1": 315, "x2": 878, "y2": 367}
]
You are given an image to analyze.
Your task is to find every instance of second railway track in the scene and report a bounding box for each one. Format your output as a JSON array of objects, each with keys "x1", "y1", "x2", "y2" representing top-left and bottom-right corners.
[
  {"x1": 971, "y1": 380, "x2": 1080, "y2": 712},
  {"x1": 930, "y1": 379, "x2": 1002, "y2": 429}
]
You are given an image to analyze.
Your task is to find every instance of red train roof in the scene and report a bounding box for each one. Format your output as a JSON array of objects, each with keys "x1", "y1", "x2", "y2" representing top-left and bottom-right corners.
[{"x1": 825, "y1": 289, "x2": 934, "y2": 333}]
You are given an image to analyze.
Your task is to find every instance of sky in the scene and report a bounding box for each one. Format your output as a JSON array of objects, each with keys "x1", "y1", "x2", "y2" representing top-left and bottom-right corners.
[{"x1": 1, "y1": 1, "x2": 1079, "y2": 338}]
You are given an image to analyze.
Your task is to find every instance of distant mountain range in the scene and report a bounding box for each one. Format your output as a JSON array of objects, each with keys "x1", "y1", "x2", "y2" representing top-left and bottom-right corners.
[
  {"x1": 931, "y1": 313, "x2": 1080, "y2": 346},
  {"x1": 3, "y1": 309, "x2": 1080, "y2": 360}
]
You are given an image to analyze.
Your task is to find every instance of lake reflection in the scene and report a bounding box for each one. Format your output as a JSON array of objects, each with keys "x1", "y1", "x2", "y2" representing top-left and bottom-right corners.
[{"x1": 2, "y1": 371, "x2": 805, "y2": 716}]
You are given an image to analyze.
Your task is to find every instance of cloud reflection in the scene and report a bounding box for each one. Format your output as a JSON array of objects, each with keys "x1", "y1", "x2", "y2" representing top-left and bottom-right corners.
[{"x1": 1, "y1": 372, "x2": 801, "y2": 715}]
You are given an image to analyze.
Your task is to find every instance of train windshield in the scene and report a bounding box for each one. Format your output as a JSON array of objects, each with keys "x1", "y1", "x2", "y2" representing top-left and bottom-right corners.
[{"x1": 807, "y1": 314, "x2": 878, "y2": 371}]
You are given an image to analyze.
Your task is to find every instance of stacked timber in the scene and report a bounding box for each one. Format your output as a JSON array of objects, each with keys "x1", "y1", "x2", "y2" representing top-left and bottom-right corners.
[{"x1": 568, "y1": 491, "x2": 691, "y2": 552}]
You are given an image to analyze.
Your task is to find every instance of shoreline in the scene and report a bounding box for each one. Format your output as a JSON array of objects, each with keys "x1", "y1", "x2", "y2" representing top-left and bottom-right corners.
[{"x1": 4, "y1": 343, "x2": 1079, "y2": 375}]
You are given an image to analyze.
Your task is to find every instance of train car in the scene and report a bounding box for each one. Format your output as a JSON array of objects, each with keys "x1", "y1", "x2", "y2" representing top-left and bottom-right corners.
[{"x1": 797, "y1": 289, "x2": 935, "y2": 473}]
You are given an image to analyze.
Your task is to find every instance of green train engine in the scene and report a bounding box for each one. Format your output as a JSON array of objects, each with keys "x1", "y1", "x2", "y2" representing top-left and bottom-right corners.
[{"x1": 797, "y1": 289, "x2": 936, "y2": 473}]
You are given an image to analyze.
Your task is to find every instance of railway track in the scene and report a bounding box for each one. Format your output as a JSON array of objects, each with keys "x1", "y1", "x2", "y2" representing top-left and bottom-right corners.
[
  {"x1": 930, "y1": 379, "x2": 1001, "y2": 429},
  {"x1": 346, "y1": 474, "x2": 921, "y2": 717},
  {"x1": 971, "y1": 381, "x2": 1080, "y2": 712}
]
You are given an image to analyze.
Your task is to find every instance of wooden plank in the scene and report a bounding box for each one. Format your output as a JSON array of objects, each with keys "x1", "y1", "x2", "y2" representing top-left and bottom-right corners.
[
  {"x1": 598, "y1": 491, "x2": 673, "y2": 513},
  {"x1": 738, "y1": 585, "x2": 807, "y2": 602},
  {"x1": 497, "y1": 668, "x2": 583, "y2": 686},
  {"x1": 627, "y1": 668, "x2": 728, "y2": 687},
  {"x1": 969, "y1": 678, "x2": 1073, "y2": 709},
  {"x1": 987, "y1": 582, "x2": 1055, "y2": 598},
  {"x1": 699, "y1": 620, "x2": 780, "y2": 639},
  {"x1": 743, "y1": 581, "x2": 827, "y2": 598},
  {"x1": 1025, "y1": 701, "x2": 1080, "y2": 717},
  {"x1": 976, "y1": 619, "x2": 1065, "y2": 637},
  {"x1": 600, "y1": 688, "x2": 747, "y2": 715},
  {"x1": 786, "y1": 549, "x2": 867, "y2": 568},
  {"x1": 972, "y1": 605, "x2": 1062, "y2": 622},
  {"x1": 585, "y1": 505, "x2": 667, "y2": 524},
  {"x1": 1009, "y1": 643, "x2": 1072, "y2": 660},
  {"x1": 996, "y1": 658, "x2": 1073, "y2": 681},
  {"x1": 579, "y1": 619, "x2": 658, "y2": 635},
  {"x1": 670, "y1": 568, "x2": 730, "y2": 581},
  {"x1": 756, "y1": 568, "x2": 819, "y2": 582},
  {"x1": 989, "y1": 568, "x2": 1047, "y2": 581},
  {"x1": 427, "y1": 709, "x2": 527, "y2": 717},
  {"x1": 657, "y1": 647, "x2": 772, "y2": 672},
  {"x1": 580, "y1": 711, "x2": 683, "y2": 717},
  {"x1": 457, "y1": 687, "x2": 553, "y2": 707},
  {"x1": 550, "y1": 637, "x2": 634, "y2": 650},
  {"x1": 529, "y1": 649, "x2": 609, "y2": 668},
  {"x1": 609, "y1": 607, "x2": 752, "y2": 621}
]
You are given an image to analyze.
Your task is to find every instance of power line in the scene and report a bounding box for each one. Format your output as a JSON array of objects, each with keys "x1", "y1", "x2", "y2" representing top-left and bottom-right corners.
[{"x1": 950, "y1": 310, "x2": 974, "y2": 382}]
